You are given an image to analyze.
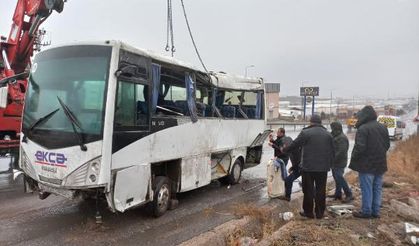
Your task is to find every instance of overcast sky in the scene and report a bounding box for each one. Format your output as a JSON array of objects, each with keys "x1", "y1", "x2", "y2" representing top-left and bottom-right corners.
[{"x1": 1, "y1": 0, "x2": 418, "y2": 98}]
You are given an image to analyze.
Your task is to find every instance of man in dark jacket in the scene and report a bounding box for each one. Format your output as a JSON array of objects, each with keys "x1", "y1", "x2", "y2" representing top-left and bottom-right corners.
[
  {"x1": 349, "y1": 106, "x2": 390, "y2": 219},
  {"x1": 329, "y1": 121, "x2": 353, "y2": 203},
  {"x1": 284, "y1": 115, "x2": 334, "y2": 219},
  {"x1": 268, "y1": 128, "x2": 290, "y2": 180}
]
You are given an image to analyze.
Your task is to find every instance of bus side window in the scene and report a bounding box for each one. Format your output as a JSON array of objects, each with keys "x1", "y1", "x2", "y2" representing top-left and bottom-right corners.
[
  {"x1": 156, "y1": 66, "x2": 188, "y2": 116},
  {"x1": 242, "y1": 91, "x2": 260, "y2": 119},
  {"x1": 195, "y1": 86, "x2": 212, "y2": 117},
  {"x1": 115, "y1": 80, "x2": 149, "y2": 129},
  {"x1": 219, "y1": 90, "x2": 242, "y2": 119}
]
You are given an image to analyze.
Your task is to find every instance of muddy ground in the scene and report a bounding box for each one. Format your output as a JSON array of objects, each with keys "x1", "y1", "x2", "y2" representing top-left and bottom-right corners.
[{"x1": 270, "y1": 172, "x2": 419, "y2": 246}]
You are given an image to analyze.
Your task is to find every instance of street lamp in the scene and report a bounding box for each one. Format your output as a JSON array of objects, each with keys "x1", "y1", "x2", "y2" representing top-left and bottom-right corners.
[{"x1": 244, "y1": 65, "x2": 255, "y2": 77}]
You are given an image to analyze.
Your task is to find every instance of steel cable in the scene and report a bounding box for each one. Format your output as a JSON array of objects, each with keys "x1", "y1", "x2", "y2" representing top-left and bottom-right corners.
[{"x1": 180, "y1": 0, "x2": 208, "y2": 73}]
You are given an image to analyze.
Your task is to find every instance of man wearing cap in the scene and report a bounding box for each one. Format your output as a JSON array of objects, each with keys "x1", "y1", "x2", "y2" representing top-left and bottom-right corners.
[{"x1": 283, "y1": 115, "x2": 334, "y2": 219}]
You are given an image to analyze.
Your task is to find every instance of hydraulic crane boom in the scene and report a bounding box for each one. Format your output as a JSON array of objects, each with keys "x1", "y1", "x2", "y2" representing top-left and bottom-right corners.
[
  {"x1": 0, "y1": 0, "x2": 65, "y2": 151},
  {"x1": 1, "y1": 0, "x2": 64, "y2": 77}
]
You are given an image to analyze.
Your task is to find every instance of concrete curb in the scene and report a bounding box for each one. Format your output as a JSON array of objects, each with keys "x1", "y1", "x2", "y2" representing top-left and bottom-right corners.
[
  {"x1": 179, "y1": 192, "x2": 304, "y2": 246},
  {"x1": 256, "y1": 221, "x2": 296, "y2": 246}
]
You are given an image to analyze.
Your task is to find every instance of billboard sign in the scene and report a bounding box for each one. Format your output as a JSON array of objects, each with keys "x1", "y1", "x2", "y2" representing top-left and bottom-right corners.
[{"x1": 300, "y1": 87, "x2": 319, "y2": 96}]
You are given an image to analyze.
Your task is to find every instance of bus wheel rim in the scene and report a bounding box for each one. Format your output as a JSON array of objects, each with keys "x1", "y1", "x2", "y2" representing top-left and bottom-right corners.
[{"x1": 158, "y1": 185, "x2": 170, "y2": 209}]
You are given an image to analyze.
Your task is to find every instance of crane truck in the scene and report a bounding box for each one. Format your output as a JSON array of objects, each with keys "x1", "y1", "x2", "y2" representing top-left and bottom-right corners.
[{"x1": 0, "y1": 0, "x2": 65, "y2": 158}]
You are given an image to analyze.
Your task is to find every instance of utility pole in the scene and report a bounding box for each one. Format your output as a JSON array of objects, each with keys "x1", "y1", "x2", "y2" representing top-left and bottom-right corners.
[
  {"x1": 329, "y1": 90, "x2": 333, "y2": 123},
  {"x1": 352, "y1": 96, "x2": 355, "y2": 115},
  {"x1": 337, "y1": 99, "x2": 340, "y2": 120},
  {"x1": 244, "y1": 65, "x2": 255, "y2": 77}
]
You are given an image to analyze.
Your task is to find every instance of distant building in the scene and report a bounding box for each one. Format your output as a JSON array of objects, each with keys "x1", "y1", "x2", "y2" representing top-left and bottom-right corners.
[{"x1": 265, "y1": 83, "x2": 281, "y2": 119}]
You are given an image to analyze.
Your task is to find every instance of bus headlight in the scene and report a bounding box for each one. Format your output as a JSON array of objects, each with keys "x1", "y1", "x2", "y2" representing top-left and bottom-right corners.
[
  {"x1": 89, "y1": 174, "x2": 97, "y2": 183},
  {"x1": 64, "y1": 156, "x2": 101, "y2": 187},
  {"x1": 91, "y1": 161, "x2": 100, "y2": 172}
]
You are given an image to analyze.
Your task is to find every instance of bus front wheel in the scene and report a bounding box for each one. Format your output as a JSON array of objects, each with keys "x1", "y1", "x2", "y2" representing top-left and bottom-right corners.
[
  {"x1": 152, "y1": 176, "x2": 171, "y2": 217},
  {"x1": 221, "y1": 159, "x2": 243, "y2": 185}
]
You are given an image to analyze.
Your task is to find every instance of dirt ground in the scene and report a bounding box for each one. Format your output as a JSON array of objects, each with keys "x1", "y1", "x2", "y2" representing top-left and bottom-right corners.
[
  {"x1": 271, "y1": 171, "x2": 418, "y2": 246},
  {"x1": 227, "y1": 134, "x2": 419, "y2": 246}
]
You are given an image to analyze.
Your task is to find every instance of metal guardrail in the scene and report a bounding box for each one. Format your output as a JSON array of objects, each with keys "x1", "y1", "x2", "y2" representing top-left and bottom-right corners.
[
  {"x1": 266, "y1": 121, "x2": 310, "y2": 130},
  {"x1": 267, "y1": 120, "x2": 337, "y2": 130}
]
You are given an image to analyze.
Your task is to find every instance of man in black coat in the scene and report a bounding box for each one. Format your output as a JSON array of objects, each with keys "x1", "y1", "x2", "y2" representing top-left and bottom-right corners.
[
  {"x1": 284, "y1": 115, "x2": 334, "y2": 219},
  {"x1": 349, "y1": 106, "x2": 390, "y2": 219},
  {"x1": 268, "y1": 128, "x2": 291, "y2": 181},
  {"x1": 329, "y1": 121, "x2": 353, "y2": 202}
]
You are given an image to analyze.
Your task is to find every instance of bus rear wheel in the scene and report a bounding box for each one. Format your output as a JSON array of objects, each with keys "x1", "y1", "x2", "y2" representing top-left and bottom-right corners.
[
  {"x1": 152, "y1": 176, "x2": 171, "y2": 217},
  {"x1": 220, "y1": 159, "x2": 243, "y2": 185}
]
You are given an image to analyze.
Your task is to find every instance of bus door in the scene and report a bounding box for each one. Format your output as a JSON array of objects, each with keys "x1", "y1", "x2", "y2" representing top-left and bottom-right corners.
[{"x1": 111, "y1": 51, "x2": 152, "y2": 211}]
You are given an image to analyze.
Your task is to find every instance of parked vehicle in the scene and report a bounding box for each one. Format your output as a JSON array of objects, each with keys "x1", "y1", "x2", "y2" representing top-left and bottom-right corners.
[{"x1": 377, "y1": 115, "x2": 405, "y2": 140}]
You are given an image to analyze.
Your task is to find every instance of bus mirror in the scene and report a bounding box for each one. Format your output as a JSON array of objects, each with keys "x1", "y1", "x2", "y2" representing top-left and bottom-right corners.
[{"x1": 0, "y1": 85, "x2": 8, "y2": 109}]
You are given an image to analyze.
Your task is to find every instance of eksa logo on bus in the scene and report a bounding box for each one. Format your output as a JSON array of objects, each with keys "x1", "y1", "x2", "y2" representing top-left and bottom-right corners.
[{"x1": 35, "y1": 151, "x2": 68, "y2": 167}]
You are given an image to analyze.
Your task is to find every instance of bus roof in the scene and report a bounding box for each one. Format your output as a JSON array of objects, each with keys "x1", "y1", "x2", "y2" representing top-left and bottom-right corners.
[
  {"x1": 377, "y1": 115, "x2": 400, "y2": 120},
  {"x1": 44, "y1": 40, "x2": 264, "y2": 91},
  {"x1": 119, "y1": 41, "x2": 264, "y2": 91}
]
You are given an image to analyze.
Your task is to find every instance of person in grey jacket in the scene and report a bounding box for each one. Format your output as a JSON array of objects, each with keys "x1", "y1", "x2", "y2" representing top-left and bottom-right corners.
[
  {"x1": 283, "y1": 115, "x2": 334, "y2": 219},
  {"x1": 349, "y1": 106, "x2": 390, "y2": 219},
  {"x1": 328, "y1": 121, "x2": 353, "y2": 203}
]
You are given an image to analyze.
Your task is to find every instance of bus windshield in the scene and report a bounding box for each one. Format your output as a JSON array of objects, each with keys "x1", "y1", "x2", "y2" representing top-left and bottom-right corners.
[{"x1": 23, "y1": 45, "x2": 111, "y2": 148}]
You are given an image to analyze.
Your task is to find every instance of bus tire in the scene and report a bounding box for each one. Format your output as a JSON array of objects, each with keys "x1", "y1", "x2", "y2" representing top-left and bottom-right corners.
[
  {"x1": 152, "y1": 176, "x2": 171, "y2": 217},
  {"x1": 221, "y1": 159, "x2": 243, "y2": 185}
]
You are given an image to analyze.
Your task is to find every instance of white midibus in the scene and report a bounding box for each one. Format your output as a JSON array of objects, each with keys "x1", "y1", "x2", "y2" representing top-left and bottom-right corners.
[
  {"x1": 377, "y1": 115, "x2": 404, "y2": 140},
  {"x1": 18, "y1": 41, "x2": 270, "y2": 216}
]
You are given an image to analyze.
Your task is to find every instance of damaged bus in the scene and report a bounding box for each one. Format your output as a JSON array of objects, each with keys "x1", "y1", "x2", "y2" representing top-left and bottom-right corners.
[{"x1": 17, "y1": 41, "x2": 269, "y2": 216}]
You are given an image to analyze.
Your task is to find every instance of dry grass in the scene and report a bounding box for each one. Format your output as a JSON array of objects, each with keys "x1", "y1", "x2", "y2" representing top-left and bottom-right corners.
[
  {"x1": 233, "y1": 204, "x2": 277, "y2": 237},
  {"x1": 345, "y1": 171, "x2": 358, "y2": 185},
  {"x1": 225, "y1": 228, "x2": 246, "y2": 246},
  {"x1": 233, "y1": 204, "x2": 271, "y2": 223},
  {"x1": 388, "y1": 134, "x2": 419, "y2": 186},
  {"x1": 225, "y1": 204, "x2": 282, "y2": 245},
  {"x1": 272, "y1": 220, "x2": 371, "y2": 246}
]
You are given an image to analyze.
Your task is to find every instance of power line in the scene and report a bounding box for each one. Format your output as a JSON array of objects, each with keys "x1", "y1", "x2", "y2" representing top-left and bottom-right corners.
[{"x1": 180, "y1": 0, "x2": 208, "y2": 73}]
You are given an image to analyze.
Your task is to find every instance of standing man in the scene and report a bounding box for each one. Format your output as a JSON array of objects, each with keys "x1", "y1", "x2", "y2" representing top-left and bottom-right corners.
[
  {"x1": 349, "y1": 106, "x2": 390, "y2": 219},
  {"x1": 328, "y1": 121, "x2": 353, "y2": 202},
  {"x1": 268, "y1": 128, "x2": 290, "y2": 181},
  {"x1": 282, "y1": 145, "x2": 302, "y2": 201},
  {"x1": 284, "y1": 115, "x2": 334, "y2": 219}
]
